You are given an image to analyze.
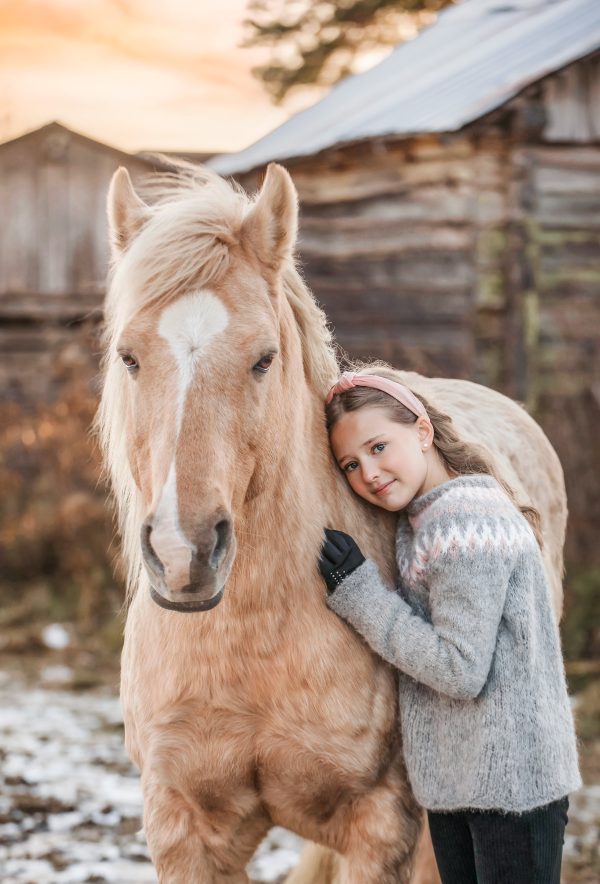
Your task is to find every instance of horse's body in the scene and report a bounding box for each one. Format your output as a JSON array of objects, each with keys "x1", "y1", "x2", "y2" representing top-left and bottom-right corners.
[{"x1": 98, "y1": 163, "x2": 566, "y2": 883}]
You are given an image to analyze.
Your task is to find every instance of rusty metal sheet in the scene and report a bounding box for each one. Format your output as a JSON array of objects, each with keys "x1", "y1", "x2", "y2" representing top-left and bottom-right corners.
[{"x1": 209, "y1": 0, "x2": 600, "y2": 175}]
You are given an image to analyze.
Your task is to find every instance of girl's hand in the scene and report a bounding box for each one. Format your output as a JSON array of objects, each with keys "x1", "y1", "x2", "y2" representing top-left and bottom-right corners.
[{"x1": 318, "y1": 529, "x2": 366, "y2": 594}]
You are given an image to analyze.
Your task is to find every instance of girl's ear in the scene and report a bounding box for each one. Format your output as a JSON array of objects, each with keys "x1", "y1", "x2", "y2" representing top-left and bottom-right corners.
[
  {"x1": 107, "y1": 167, "x2": 151, "y2": 257},
  {"x1": 242, "y1": 163, "x2": 298, "y2": 272},
  {"x1": 417, "y1": 418, "x2": 435, "y2": 449}
]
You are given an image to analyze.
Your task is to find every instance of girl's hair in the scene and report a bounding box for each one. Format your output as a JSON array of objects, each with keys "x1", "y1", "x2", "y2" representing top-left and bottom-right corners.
[{"x1": 326, "y1": 362, "x2": 543, "y2": 548}]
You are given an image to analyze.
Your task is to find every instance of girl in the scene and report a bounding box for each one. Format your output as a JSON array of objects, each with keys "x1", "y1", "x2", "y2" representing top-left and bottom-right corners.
[{"x1": 318, "y1": 365, "x2": 581, "y2": 884}]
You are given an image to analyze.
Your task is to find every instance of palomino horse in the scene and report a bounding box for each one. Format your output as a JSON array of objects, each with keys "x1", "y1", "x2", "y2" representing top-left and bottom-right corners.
[{"x1": 97, "y1": 162, "x2": 567, "y2": 883}]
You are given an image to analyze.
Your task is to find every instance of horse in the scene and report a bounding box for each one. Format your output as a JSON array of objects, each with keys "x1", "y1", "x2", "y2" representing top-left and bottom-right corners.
[{"x1": 96, "y1": 161, "x2": 567, "y2": 883}]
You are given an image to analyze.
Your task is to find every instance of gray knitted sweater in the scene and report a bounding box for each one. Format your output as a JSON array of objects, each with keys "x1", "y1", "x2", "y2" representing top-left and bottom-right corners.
[{"x1": 327, "y1": 475, "x2": 581, "y2": 813}]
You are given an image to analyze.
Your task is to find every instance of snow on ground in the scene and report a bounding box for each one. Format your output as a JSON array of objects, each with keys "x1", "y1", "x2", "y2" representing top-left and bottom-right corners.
[
  {"x1": 0, "y1": 668, "x2": 303, "y2": 883},
  {"x1": 0, "y1": 667, "x2": 597, "y2": 883}
]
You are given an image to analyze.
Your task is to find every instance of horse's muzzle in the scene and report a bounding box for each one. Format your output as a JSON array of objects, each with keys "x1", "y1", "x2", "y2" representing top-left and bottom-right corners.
[
  {"x1": 141, "y1": 512, "x2": 234, "y2": 613},
  {"x1": 149, "y1": 585, "x2": 225, "y2": 613}
]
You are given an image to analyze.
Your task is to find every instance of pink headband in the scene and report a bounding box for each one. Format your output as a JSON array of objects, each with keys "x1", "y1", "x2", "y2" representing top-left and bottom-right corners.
[{"x1": 325, "y1": 371, "x2": 429, "y2": 421}]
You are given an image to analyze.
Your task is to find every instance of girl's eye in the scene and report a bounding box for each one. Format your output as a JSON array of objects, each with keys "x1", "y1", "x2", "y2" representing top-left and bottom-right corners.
[
  {"x1": 344, "y1": 461, "x2": 358, "y2": 473},
  {"x1": 373, "y1": 442, "x2": 386, "y2": 454},
  {"x1": 253, "y1": 354, "x2": 274, "y2": 373},
  {"x1": 120, "y1": 353, "x2": 139, "y2": 371}
]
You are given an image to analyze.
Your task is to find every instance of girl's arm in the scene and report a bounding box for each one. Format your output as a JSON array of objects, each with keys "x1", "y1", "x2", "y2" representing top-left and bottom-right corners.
[{"x1": 325, "y1": 521, "x2": 518, "y2": 700}]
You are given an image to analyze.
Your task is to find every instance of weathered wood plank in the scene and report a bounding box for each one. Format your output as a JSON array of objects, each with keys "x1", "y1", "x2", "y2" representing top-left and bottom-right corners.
[
  {"x1": 298, "y1": 222, "x2": 472, "y2": 257},
  {"x1": 316, "y1": 287, "x2": 471, "y2": 323},
  {"x1": 542, "y1": 54, "x2": 600, "y2": 143},
  {"x1": 303, "y1": 253, "x2": 473, "y2": 293},
  {"x1": 534, "y1": 193, "x2": 600, "y2": 228},
  {"x1": 534, "y1": 166, "x2": 600, "y2": 196},
  {"x1": 299, "y1": 186, "x2": 474, "y2": 223},
  {"x1": 38, "y1": 159, "x2": 70, "y2": 293},
  {"x1": 0, "y1": 292, "x2": 103, "y2": 321},
  {"x1": 1, "y1": 161, "x2": 39, "y2": 293},
  {"x1": 67, "y1": 146, "x2": 105, "y2": 293},
  {"x1": 336, "y1": 323, "x2": 474, "y2": 378},
  {"x1": 538, "y1": 296, "x2": 600, "y2": 341},
  {"x1": 292, "y1": 158, "x2": 478, "y2": 205},
  {"x1": 516, "y1": 145, "x2": 600, "y2": 171}
]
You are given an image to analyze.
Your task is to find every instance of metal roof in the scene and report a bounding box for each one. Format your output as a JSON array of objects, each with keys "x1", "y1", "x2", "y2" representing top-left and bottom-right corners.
[{"x1": 209, "y1": 0, "x2": 600, "y2": 175}]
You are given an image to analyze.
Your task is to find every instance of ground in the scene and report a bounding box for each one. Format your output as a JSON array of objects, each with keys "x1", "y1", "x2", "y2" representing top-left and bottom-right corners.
[{"x1": 0, "y1": 642, "x2": 598, "y2": 883}]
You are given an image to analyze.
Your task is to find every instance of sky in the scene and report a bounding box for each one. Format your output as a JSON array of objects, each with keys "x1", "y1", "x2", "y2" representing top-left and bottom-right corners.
[{"x1": 0, "y1": 0, "x2": 314, "y2": 155}]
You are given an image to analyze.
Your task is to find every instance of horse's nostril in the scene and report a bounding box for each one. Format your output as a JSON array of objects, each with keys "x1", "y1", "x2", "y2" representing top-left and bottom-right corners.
[
  {"x1": 210, "y1": 519, "x2": 231, "y2": 569},
  {"x1": 141, "y1": 519, "x2": 164, "y2": 575}
]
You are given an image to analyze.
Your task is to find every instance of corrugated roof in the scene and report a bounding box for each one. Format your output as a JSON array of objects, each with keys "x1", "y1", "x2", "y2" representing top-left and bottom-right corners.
[{"x1": 209, "y1": 0, "x2": 600, "y2": 175}]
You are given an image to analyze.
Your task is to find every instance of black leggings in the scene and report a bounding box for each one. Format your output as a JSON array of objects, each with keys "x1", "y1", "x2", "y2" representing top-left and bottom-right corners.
[{"x1": 427, "y1": 795, "x2": 569, "y2": 884}]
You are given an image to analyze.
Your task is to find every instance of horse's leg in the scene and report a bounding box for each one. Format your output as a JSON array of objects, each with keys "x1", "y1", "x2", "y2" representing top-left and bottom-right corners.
[
  {"x1": 331, "y1": 767, "x2": 424, "y2": 884},
  {"x1": 284, "y1": 842, "x2": 341, "y2": 884},
  {"x1": 413, "y1": 816, "x2": 442, "y2": 884},
  {"x1": 142, "y1": 776, "x2": 270, "y2": 884},
  {"x1": 273, "y1": 755, "x2": 423, "y2": 884},
  {"x1": 285, "y1": 817, "x2": 440, "y2": 884}
]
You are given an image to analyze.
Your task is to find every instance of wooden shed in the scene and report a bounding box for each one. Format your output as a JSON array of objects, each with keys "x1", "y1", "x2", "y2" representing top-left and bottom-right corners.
[
  {"x1": 210, "y1": 0, "x2": 600, "y2": 565},
  {"x1": 0, "y1": 122, "x2": 160, "y2": 401}
]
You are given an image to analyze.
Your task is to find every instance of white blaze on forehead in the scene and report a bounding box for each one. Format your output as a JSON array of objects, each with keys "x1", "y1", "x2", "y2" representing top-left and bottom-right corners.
[
  {"x1": 151, "y1": 461, "x2": 194, "y2": 587},
  {"x1": 152, "y1": 290, "x2": 229, "y2": 586},
  {"x1": 158, "y1": 289, "x2": 229, "y2": 435}
]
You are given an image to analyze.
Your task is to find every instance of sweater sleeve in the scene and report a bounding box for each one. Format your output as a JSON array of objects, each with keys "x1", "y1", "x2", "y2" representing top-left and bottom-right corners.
[{"x1": 326, "y1": 512, "x2": 520, "y2": 700}]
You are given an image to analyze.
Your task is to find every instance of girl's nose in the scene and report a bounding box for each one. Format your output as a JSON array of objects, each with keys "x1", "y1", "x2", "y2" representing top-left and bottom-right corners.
[{"x1": 362, "y1": 463, "x2": 379, "y2": 483}]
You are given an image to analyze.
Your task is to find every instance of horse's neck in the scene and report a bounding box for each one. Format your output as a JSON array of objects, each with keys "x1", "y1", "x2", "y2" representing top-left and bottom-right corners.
[
  {"x1": 242, "y1": 377, "x2": 397, "y2": 594},
  {"x1": 235, "y1": 385, "x2": 337, "y2": 596}
]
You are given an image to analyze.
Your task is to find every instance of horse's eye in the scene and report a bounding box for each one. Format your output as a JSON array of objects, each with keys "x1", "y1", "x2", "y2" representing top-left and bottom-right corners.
[
  {"x1": 121, "y1": 353, "x2": 139, "y2": 371},
  {"x1": 253, "y1": 354, "x2": 274, "y2": 374}
]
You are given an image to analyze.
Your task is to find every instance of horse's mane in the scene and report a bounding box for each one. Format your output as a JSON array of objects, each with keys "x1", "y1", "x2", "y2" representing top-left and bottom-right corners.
[
  {"x1": 96, "y1": 162, "x2": 339, "y2": 599},
  {"x1": 103, "y1": 163, "x2": 244, "y2": 338},
  {"x1": 281, "y1": 265, "x2": 338, "y2": 394}
]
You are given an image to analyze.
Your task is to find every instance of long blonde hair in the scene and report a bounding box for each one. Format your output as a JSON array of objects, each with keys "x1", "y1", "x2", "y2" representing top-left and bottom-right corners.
[{"x1": 325, "y1": 362, "x2": 543, "y2": 547}]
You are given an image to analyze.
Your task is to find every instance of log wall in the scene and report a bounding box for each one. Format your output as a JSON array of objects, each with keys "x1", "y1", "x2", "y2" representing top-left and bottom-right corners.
[
  {"x1": 233, "y1": 56, "x2": 600, "y2": 564},
  {"x1": 516, "y1": 144, "x2": 600, "y2": 564},
  {"x1": 238, "y1": 135, "x2": 481, "y2": 379}
]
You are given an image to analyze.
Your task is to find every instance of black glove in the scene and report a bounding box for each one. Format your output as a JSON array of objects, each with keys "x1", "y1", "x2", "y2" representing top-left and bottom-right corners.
[{"x1": 318, "y1": 528, "x2": 366, "y2": 594}]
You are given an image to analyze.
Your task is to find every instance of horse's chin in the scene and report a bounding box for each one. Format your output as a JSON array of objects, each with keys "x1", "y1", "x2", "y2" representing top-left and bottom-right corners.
[{"x1": 149, "y1": 585, "x2": 225, "y2": 613}]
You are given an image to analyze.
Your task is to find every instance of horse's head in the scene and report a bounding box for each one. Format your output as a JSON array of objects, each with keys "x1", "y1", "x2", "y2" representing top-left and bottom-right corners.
[{"x1": 100, "y1": 163, "x2": 316, "y2": 612}]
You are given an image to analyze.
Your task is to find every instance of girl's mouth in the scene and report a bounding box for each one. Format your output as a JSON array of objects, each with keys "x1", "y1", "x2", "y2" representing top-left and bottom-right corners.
[{"x1": 374, "y1": 480, "x2": 395, "y2": 495}]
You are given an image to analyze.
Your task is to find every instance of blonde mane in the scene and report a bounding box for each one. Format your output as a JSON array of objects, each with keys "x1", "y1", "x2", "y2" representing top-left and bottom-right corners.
[
  {"x1": 96, "y1": 166, "x2": 338, "y2": 600},
  {"x1": 282, "y1": 265, "x2": 338, "y2": 393}
]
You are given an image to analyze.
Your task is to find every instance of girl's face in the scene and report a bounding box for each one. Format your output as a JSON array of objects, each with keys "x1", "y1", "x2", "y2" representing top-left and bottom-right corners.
[{"x1": 330, "y1": 406, "x2": 441, "y2": 511}]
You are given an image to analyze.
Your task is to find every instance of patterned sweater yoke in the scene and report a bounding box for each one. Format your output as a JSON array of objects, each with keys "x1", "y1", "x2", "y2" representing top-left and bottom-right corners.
[{"x1": 326, "y1": 475, "x2": 581, "y2": 813}]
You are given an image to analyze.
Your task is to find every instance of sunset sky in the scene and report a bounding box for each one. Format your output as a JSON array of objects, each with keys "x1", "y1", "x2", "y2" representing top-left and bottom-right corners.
[{"x1": 0, "y1": 0, "x2": 315, "y2": 155}]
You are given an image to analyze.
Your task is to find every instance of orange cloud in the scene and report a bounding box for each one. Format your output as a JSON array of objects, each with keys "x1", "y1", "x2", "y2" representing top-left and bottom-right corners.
[{"x1": 0, "y1": 0, "x2": 299, "y2": 153}]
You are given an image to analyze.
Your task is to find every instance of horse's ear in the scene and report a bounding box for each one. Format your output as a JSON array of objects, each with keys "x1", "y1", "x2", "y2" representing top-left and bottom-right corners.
[
  {"x1": 242, "y1": 163, "x2": 298, "y2": 271},
  {"x1": 107, "y1": 167, "x2": 151, "y2": 257}
]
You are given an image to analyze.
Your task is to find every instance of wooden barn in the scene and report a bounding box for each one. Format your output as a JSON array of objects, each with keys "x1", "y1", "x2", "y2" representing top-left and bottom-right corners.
[
  {"x1": 210, "y1": 0, "x2": 600, "y2": 565},
  {"x1": 0, "y1": 122, "x2": 161, "y2": 401}
]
